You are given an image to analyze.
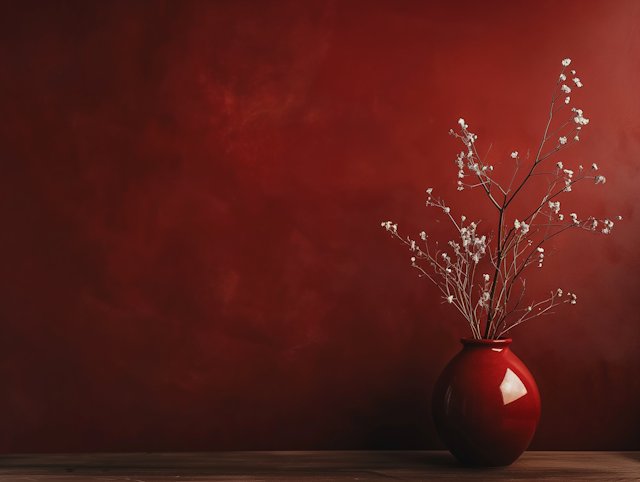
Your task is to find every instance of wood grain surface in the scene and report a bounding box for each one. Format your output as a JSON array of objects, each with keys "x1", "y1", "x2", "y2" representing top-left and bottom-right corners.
[{"x1": 1, "y1": 451, "x2": 639, "y2": 481}]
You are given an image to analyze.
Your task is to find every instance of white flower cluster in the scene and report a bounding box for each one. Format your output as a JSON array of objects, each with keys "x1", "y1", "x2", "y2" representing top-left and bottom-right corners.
[
  {"x1": 449, "y1": 119, "x2": 494, "y2": 191},
  {"x1": 448, "y1": 219, "x2": 487, "y2": 265},
  {"x1": 556, "y1": 161, "x2": 574, "y2": 192},
  {"x1": 513, "y1": 219, "x2": 530, "y2": 236},
  {"x1": 381, "y1": 221, "x2": 397, "y2": 234},
  {"x1": 549, "y1": 199, "x2": 564, "y2": 221},
  {"x1": 558, "y1": 61, "x2": 588, "y2": 133},
  {"x1": 572, "y1": 108, "x2": 589, "y2": 126},
  {"x1": 479, "y1": 284, "x2": 491, "y2": 308},
  {"x1": 602, "y1": 219, "x2": 615, "y2": 234}
]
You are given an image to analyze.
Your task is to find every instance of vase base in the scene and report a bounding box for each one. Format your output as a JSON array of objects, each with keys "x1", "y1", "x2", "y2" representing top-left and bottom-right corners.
[{"x1": 458, "y1": 461, "x2": 513, "y2": 468}]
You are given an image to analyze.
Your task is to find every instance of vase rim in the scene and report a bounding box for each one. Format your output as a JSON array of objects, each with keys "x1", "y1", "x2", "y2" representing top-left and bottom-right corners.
[{"x1": 460, "y1": 337, "x2": 512, "y2": 346}]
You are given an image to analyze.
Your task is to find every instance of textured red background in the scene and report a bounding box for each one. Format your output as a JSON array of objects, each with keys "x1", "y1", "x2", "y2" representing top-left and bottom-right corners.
[{"x1": 0, "y1": 0, "x2": 638, "y2": 453}]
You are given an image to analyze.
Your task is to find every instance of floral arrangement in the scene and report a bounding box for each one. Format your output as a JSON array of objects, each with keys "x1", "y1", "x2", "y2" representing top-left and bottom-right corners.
[{"x1": 382, "y1": 59, "x2": 621, "y2": 339}]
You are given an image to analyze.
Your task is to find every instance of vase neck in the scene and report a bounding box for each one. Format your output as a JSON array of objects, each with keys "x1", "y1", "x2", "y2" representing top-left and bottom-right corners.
[{"x1": 460, "y1": 337, "x2": 512, "y2": 348}]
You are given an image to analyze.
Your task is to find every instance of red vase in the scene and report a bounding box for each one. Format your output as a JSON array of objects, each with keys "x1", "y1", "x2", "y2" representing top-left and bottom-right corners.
[{"x1": 431, "y1": 338, "x2": 540, "y2": 467}]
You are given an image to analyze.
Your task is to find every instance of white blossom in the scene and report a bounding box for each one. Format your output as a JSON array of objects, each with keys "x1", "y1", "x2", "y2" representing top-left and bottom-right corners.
[
  {"x1": 559, "y1": 136, "x2": 567, "y2": 145},
  {"x1": 411, "y1": 257, "x2": 416, "y2": 263},
  {"x1": 592, "y1": 163, "x2": 598, "y2": 170},
  {"x1": 514, "y1": 219, "x2": 521, "y2": 229},
  {"x1": 446, "y1": 295, "x2": 454, "y2": 303},
  {"x1": 420, "y1": 231, "x2": 427, "y2": 240},
  {"x1": 557, "y1": 161, "x2": 563, "y2": 169},
  {"x1": 426, "y1": 187, "x2": 433, "y2": 195},
  {"x1": 565, "y1": 96, "x2": 570, "y2": 104},
  {"x1": 381, "y1": 221, "x2": 397, "y2": 233},
  {"x1": 511, "y1": 151, "x2": 518, "y2": 158},
  {"x1": 595, "y1": 175, "x2": 606, "y2": 184},
  {"x1": 560, "y1": 73, "x2": 567, "y2": 81},
  {"x1": 561, "y1": 84, "x2": 571, "y2": 94},
  {"x1": 483, "y1": 274, "x2": 490, "y2": 281},
  {"x1": 573, "y1": 110, "x2": 589, "y2": 125},
  {"x1": 562, "y1": 58, "x2": 571, "y2": 66}
]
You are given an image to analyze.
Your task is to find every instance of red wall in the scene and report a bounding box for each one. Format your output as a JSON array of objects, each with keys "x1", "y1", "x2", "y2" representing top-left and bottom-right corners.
[{"x1": 0, "y1": 0, "x2": 639, "y2": 452}]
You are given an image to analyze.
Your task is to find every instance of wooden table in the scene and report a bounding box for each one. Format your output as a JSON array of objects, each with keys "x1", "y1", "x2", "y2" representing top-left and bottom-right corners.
[{"x1": 1, "y1": 451, "x2": 639, "y2": 481}]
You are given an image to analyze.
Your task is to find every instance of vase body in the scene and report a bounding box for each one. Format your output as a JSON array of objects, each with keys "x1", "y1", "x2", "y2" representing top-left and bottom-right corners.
[{"x1": 431, "y1": 338, "x2": 540, "y2": 467}]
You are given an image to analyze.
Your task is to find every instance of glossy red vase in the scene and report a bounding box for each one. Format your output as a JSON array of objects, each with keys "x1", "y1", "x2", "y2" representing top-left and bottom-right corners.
[{"x1": 431, "y1": 338, "x2": 540, "y2": 467}]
